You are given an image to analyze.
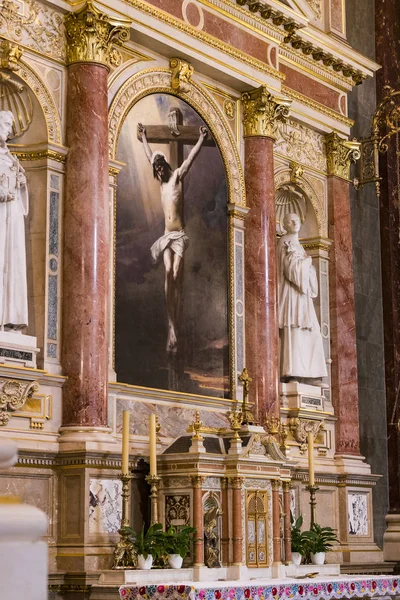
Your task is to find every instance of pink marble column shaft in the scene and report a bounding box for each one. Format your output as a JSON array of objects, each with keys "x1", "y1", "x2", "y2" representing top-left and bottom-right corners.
[
  {"x1": 232, "y1": 478, "x2": 243, "y2": 565},
  {"x1": 192, "y1": 479, "x2": 204, "y2": 566},
  {"x1": 221, "y1": 478, "x2": 230, "y2": 565},
  {"x1": 244, "y1": 136, "x2": 279, "y2": 421},
  {"x1": 272, "y1": 481, "x2": 281, "y2": 564},
  {"x1": 282, "y1": 482, "x2": 292, "y2": 563},
  {"x1": 328, "y1": 176, "x2": 360, "y2": 455},
  {"x1": 62, "y1": 63, "x2": 110, "y2": 427}
]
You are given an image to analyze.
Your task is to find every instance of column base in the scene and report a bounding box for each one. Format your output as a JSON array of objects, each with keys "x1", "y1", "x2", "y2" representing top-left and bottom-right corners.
[
  {"x1": 383, "y1": 513, "x2": 400, "y2": 561},
  {"x1": 58, "y1": 426, "x2": 116, "y2": 452}
]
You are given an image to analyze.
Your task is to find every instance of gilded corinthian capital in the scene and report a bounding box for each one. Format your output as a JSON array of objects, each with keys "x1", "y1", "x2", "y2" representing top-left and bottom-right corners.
[
  {"x1": 241, "y1": 86, "x2": 291, "y2": 139},
  {"x1": 325, "y1": 132, "x2": 361, "y2": 181},
  {"x1": 65, "y1": 2, "x2": 131, "y2": 67}
]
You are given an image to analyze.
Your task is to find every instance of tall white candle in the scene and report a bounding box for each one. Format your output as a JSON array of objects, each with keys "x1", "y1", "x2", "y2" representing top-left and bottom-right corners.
[
  {"x1": 308, "y1": 432, "x2": 315, "y2": 486},
  {"x1": 122, "y1": 410, "x2": 130, "y2": 475},
  {"x1": 149, "y1": 413, "x2": 157, "y2": 476}
]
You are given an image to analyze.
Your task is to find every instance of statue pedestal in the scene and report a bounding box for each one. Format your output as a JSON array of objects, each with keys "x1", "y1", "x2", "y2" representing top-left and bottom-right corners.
[
  {"x1": 0, "y1": 331, "x2": 39, "y2": 368},
  {"x1": 280, "y1": 381, "x2": 327, "y2": 411}
]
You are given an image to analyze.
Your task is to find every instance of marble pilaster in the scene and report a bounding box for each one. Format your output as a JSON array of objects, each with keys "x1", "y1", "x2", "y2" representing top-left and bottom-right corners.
[
  {"x1": 282, "y1": 481, "x2": 292, "y2": 564},
  {"x1": 241, "y1": 87, "x2": 291, "y2": 421},
  {"x1": 221, "y1": 478, "x2": 230, "y2": 565},
  {"x1": 326, "y1": 134, "x2": 361, "y2": 456}
]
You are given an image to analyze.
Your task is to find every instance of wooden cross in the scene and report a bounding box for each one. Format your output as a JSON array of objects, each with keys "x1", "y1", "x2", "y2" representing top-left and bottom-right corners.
[{"x1": 137, "y1": 107, "x2": 215, "y2": 169}]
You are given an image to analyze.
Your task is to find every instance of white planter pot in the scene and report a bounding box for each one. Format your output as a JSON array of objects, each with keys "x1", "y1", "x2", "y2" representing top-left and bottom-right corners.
[
  {"x1": 168, "y1": 554, "x2": 183, "y2": 569},
  {"x1": 291, "y1": 552, "x2": 302, "y2": 565},
  {"x1": 310, "y1": 552, "x2": 325, "y2": 565},
  {"x1": 137, "y1": 554, "x2": 153, "y2": 570}
]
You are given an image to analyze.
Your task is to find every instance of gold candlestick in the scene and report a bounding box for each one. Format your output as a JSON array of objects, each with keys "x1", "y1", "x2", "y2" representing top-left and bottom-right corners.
[
  {"x1": 112, "y1": 474, "x2": 136, "y2": 569},
  {"x1": 146, "y1": 474, "x2": 161, "y2": 525},
  {"x1": 239, "y1": 368, "x2": 257, "y2": 425},
  {"x1": 305, "y1": 484, "x2": 319, "y2": 527}
]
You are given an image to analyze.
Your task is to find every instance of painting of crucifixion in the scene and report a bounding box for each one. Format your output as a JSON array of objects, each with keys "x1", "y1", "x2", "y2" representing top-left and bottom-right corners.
[{"x1": 115, "y1": 93, "x2": 229, "y2": 398}]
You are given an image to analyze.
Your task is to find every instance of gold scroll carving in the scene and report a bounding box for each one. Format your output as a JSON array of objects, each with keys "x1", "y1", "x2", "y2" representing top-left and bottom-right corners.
[
  {"x1": 288, "y1": 417, "x2": 322, "y2": 454},
  {"x1": 242, "y1": 86, "x2": 292, "y2": 139},
  {"x1": 170, "y1": 58, "x2": 194, "y2": 94},
  {"x1": 65, "y1": 2, "x2": 130, "y2": 67},
  {"x1": 325, "y1": 132, "x2": 361, "y2": 181},
  {"x1": 0, "y1": 379, "x2": 39, "y2": 426}
]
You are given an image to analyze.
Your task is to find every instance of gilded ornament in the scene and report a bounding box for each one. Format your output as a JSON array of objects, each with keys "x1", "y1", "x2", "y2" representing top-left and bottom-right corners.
[
  {"x1": 325, "y1": 132, "x2": 361, "y2": 181},
  {"x1": 224, "y1": 99, "x2": 235, "y2": 120},
  {"x1": 65, "y1": 2, "x2": 131, "y2": 67},
  {"x1": 288, "y1": 418, "x2": 322, "y2": 454},
  {"x1": 242, "y1": 87, "x2": 291, "y2": 139},
  {"x1": 0, "y1": 379, "x2": 39, "y2": 426},
  {"x1": 169, "y1": 58, "x2": 194, "y2": 94},
  {"x1": 238, "y1": 367, "x2": 257, "y2": 425},
  {"x1": 0, "y1": 40, "x2": 22, "y2": 71}
]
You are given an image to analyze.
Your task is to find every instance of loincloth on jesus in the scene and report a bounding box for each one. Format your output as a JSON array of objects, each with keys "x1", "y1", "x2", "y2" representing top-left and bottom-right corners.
[{"x1": 150, "y1": 230, "x2": 189, "y2": 264}]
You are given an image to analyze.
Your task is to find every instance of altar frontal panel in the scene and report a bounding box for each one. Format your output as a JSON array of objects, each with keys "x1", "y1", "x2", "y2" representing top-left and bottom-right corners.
[{"x1": 115, "y1": 93, "x2": 229, "y2": 398}]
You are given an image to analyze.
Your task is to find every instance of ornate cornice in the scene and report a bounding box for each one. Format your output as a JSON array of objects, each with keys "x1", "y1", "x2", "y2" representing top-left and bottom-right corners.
[
  {"x1": 325, "y1": 132, "x2": 361, "y2": 181},
  {"x1": 241, "y1": 86, "x2": 292, "y2": 139},
  {"x1": 65, "y1": 2, "x2": 130, "y2": 67},
  {"x1": 0, "y1": 379, "x2": 39, "y2": 426}
]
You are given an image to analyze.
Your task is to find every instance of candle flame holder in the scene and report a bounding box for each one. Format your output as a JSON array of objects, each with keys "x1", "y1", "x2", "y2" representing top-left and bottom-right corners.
[
  {"x1": 305, "y1": 484, "x2": 319, "y2": 527},
  {"x1": 146, "y1": 474, "x2": 161, "y2": 525},
  {"x1": 112, "y1": 474, "x2": 136, "y2": 569}
]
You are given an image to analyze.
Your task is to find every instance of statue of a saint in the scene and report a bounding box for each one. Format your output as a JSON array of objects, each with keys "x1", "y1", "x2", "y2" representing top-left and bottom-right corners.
[
  {"x1": 277, "y1": 213, "x2": 327, "y2": 384},
  {"x1": 0, "y1": 111, "x2": 29, "y2": 331}
]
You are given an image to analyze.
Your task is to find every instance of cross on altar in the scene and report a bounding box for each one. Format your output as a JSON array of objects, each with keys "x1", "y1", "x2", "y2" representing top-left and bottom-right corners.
[{"x1": 137, "y1": 107, "x2": 215, "y2": 169}]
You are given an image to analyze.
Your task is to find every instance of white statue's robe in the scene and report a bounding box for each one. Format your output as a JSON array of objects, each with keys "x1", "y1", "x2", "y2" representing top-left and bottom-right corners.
[
  {"x1": 277, "y1": 234, "x2": 327, "y2": 379},
  {"x1": 0, "y1": 148, "x2": 28, "y2": 329}
]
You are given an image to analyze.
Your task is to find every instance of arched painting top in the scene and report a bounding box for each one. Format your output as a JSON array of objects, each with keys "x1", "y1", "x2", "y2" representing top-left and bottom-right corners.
[{"x1": 108, "y1": 68, "x2": 245, "y2": 207}]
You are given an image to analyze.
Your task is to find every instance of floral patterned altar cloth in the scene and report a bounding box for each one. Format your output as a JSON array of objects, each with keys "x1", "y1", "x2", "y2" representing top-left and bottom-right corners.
[{"x1": 119, "y1": 576, "x2": 400, "y2": 600}]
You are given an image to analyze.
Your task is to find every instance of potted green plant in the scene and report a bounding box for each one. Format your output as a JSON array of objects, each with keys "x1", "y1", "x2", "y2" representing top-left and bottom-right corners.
[
  {"x1": 163, "y1": 525, "x2": 196, "y2": 568},
  {"x1": 126, "y1": 522, "x2": 164, "y2": 569},
  {"x1": 290, "y1": 513, "x2": 307, "y2": 565},
  {"x1": 302, "y1": 522, "x2": 339, "y2": 565}
]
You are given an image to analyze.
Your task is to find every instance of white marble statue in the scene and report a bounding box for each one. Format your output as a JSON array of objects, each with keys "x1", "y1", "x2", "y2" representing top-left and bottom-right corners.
[
  {"x1": 277, "y1": 212, "x2": 327, "y2": 384},
  {"x1": 0, "y1": 110, "x2": 29, "y2": 330}
]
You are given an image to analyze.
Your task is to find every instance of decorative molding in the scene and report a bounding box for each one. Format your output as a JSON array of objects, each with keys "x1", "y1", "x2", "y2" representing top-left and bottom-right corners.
[
  {"x1": 0, "y1": 379, "x2": 39, "y2": 426},
  {"x1": 235, "y1": 0, "x2": 302, "y2": 40},
  {"x1": 281, "y1": 85, "x2": 354, "y2": 127},
  {"x1": 122, "y1": 0, "x2": 283, "y2": 79},
  {"x1": 65, "y1": 2, "x2": 130, "y2": 67},
  {"x1": 11, "y1": 148, "x2": 66, "y2": 163},
  {"x1": 325, "y1": 132, "x2": 361, "y2": 181},
  {"x1": 288, "y1": 417, "x2": 322, "y2": 453},
  {"x1": 0, "y1": 0, "x2": 66, "y2": 61},
  {"x1": 170, "y1": 57, "x2": 194, "y2": 93},
  {"x1": 242, "y1": 86, "x2": 292, "y2": 139},
  {"x1": 275, "y1": 119, "x2": 327, "y2": 172},
  {"x1": 306, "y1": 0, "x2": 322, "y2": 19},
  {"x1": 191, "y1": 475, "x2": 205, "y2": 489},
  {"x1": 108, "y1": 67, "x2": 245, "y2": 208}
]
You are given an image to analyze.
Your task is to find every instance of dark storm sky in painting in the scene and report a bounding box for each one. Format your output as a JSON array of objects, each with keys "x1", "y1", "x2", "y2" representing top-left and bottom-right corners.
[{"x1": 115, "y1": 93, "x2": 229, "y2": 398}]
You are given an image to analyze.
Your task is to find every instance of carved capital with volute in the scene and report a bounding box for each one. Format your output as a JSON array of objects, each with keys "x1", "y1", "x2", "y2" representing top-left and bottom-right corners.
[
  {"x1": 241, "y1": 86, "x2": 292, "y2": 139},
  {"x1": 0, "y1": 40, "x2": 23, "y2": 71},
  {"x1": 65, "y1": 1, "x2": 130, "y2": 67},
  {"x1": 191, "y1": 475, "x2": 205, "y2": 489},
  {"x1": 325, "y1": 132, "x2": 361, "y2": 181}
]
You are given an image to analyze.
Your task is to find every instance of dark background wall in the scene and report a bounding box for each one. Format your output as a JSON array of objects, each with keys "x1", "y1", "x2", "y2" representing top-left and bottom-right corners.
[{"x1": 346, "y1": 0, "x2": 389, "y2": 547}]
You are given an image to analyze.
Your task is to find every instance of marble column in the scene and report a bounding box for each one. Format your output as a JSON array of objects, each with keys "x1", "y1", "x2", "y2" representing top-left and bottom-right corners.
[
  {"x1": 326, "y1": 133, "x2": 361, "y2": 455},
  {"x1": 271, "y1": 480, "x2": 281, "y2": 564},
  {"x1": 191, "y1": 476, "x2": 204, "y2": 566},
  {"x1": 62, "y1": 4, "x2": 129, "y2": 428},
  {"x1": 241, "y1": 88, "x2": 291, "y2": 421},
  {"x1": 221, "y1": 477, "x2": 230, "y2": 565},
  {"x1": 282, "y1": 481, "x2": 292, "y2": 564},
  {"x1": 375, "y1": 0, "x2": 400, "y2": 559},
  {"x1": 231, "y1": 477, "x2": 243, "y2": 565}
]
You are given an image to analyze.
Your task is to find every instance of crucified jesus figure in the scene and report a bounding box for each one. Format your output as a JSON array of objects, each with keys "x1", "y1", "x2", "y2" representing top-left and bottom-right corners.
[{"x1": 138, "y1": 122, "x2": 208, "y2": 353}]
